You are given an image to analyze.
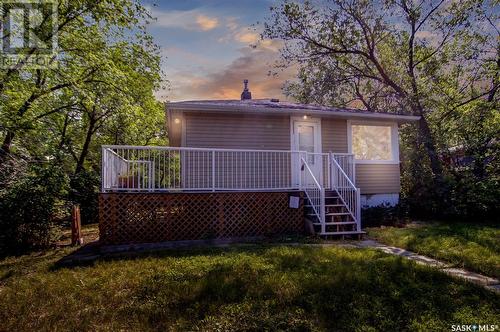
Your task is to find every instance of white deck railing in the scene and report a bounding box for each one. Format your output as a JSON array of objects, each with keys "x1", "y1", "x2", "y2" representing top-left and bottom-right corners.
[
  {"x1": 102, "y1": 146, "x2": 356, "y2": 192},
  {"x1": 102, "y1": 145, "x2": 311, "y2": 192}
]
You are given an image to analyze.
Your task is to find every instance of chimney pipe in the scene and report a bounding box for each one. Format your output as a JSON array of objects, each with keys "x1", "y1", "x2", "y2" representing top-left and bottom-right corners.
[{"x1": 241, "y1": 79, "x2": 252, "y2": 100}]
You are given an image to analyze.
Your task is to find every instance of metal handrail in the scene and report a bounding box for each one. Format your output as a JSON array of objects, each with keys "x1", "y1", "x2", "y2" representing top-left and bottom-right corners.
[
  {"x1": 301, "y1": 156, "x2": 325, "y2": 227},
  {"x1": 330, "y1": 155, "x2": 360, "y2": 230},
  {"x1": 331, "y1": 157, "x2": 356, "y2": 188}
]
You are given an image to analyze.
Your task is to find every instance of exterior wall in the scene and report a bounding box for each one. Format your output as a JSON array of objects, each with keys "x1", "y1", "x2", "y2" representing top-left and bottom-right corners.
[
  {"x1": 182, "y1": 113, "x2": 291, "y2": 189},
  {"x1": 355, "y1": 163, "x2": 401, "y2": 194},
  {"x1": 184, "y1": 112, "x2": 290, "y2": 149},
  {"x1": 177, "y1": 111, "x2": 401, "y2": 195},
  {"x1": 166, "y1": 109, "x2": 183, "y2": 146},
  {"x1": 321, "y1": 118, "x2": 348, "y2": 153}
]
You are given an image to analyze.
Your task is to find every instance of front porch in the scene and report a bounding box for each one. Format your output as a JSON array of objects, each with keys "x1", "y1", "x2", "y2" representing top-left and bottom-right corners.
[{"x1": 100, "y1": 145, "x2": 361, "y2": 242}]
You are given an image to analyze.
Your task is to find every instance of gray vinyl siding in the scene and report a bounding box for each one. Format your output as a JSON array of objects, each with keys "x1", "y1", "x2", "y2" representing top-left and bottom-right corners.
[
  {"x1": 184, "y1": 113, "x2": 290, "y2": 150},
  {"x1": 321, "y1": 119, "x2": 348, "y2": 153},
  {"x1": 182, "y1": 113, "x2": 291, "y2": 189},
  {"x1": 181, "y1": 112, "x2": 401, "y2": 193},
  {"x1": 355, "y1": 164, "x2": 401, "y2": 194}
]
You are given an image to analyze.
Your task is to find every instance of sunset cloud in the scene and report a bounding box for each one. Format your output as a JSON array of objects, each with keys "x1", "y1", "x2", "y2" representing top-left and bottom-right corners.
[
  {"x1": 150, "y1": 4, "x2": 297, "y2": 102},
  {"x1": 150, "y1": 8, "x2": 219, "y2": 31},
  {"x1": 195, "y1": 15, "x2": 219, "y2": 31},
  {"x1": 166, "y1": 40, "x2": 298, "y2": 101},
  {"x1": 216, "y1": 17, "x2": 260, "y2": 45},
  {"x1": 235, "y1": 31, "x2": 259, "y2": 43}
]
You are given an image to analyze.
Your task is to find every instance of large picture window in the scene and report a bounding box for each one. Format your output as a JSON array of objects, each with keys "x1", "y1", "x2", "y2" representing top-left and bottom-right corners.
[{"x1": 351, "y1": 124, "x2": 394, "y2": 161}]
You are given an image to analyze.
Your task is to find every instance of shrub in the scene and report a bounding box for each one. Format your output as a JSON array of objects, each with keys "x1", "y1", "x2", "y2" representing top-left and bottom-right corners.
[
  {"x1": 361, "y1": 203, "x2": 408, "y2": 227},
  {"x1": 448, "y1": 175, "x2": 500, "y2": 221},
  {"x1": 0, "y1": 165, "x2": 68, "y2": 255},
  {"x1": 69, "y1": 170, "x2": 100, "y2": 224}
]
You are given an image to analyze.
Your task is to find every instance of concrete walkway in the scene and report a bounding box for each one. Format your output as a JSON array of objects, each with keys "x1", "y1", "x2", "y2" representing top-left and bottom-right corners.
[{"x1": 353, "y1": 240, "x2": 500, "y2": 294}]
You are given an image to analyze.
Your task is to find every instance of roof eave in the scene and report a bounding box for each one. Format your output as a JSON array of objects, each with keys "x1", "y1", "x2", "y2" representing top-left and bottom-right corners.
[{"x1": 167, "y1": 102, "x2": 421, "y2": 122}]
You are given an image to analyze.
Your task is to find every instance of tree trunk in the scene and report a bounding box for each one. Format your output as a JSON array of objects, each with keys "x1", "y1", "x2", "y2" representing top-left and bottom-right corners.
[
  {"x1": 0, "y1": 131, "x2": 15, "y2": 158},
  {"x1": 75, "y1": 117, "x2": 96, "y2": 175},
  {"x1": 417, "y1": 114, "x2": 444, "y2": 180},
  {"x1": 0, "y1": 94, "x2": 39, "y2": 163}
]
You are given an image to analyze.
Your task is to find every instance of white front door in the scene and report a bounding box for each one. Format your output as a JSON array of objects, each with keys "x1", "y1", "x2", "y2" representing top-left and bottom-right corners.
[{"x1": 291, "y1": 118, "x2": 322, "y2": 186}]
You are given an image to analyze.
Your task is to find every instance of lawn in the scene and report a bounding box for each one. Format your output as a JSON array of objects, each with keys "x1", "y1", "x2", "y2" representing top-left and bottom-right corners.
[
  {"x1": 0, "y1": 241, "x2": 498, "y2": 331},
  {"x1": 368, "y1": 222, "x2": 500, "y2": 279}
]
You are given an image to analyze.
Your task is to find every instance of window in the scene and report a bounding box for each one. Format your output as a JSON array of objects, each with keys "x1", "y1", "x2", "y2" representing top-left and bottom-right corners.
[{"x1": 351, "y1": 124, "x2": 394, "y2": 161}]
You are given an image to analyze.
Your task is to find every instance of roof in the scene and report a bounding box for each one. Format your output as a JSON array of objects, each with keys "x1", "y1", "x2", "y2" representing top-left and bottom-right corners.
[{"x1": 167, "y1": 99, "x2": 420, "y2": 122}]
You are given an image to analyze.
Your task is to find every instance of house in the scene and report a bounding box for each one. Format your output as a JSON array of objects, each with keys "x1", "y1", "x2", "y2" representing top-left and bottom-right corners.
[{"x1": 99, "y1": 81, "x2": 419, "y2": 244}]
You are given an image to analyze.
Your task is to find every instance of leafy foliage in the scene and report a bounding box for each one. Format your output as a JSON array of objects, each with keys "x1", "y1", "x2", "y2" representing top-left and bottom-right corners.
[
  {"x1": 0, "y1": 0, "x2": 167, "y2": 251},
  {"x1": 361, "y1": 203, "x2": 408, "y2": 227},
  {"x1": 69, "y1": 170, "x2": 100, "y2": 225},
  {"x1": 0, "y1": 165, "x2": 68, "y2": 254},
  {"x1": 264, "y1": 0, "x2": 499, "y2": 220}
]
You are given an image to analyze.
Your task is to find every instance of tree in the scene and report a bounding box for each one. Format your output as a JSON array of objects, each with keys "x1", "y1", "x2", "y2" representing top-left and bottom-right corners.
[
  {"x1": 263, "y1": 0, "x2": 499, "y2": 190},
  {"x1": 0, "y1": 0, "x2": 166, "y2": 243},
  {"x1": 0, "y1": 0, "x2": 164, "y2": 161}
]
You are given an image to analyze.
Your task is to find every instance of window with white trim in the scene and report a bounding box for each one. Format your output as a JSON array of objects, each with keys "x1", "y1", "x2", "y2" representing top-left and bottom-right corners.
[{"x1": 351, "y1": 124, "x2": 396, "y2": 161}]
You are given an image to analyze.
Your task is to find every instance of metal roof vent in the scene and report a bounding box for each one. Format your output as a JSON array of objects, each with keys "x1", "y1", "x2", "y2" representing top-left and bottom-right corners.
[{"x1": 241, "y1": 79, "x2": 252, "y2": 100}]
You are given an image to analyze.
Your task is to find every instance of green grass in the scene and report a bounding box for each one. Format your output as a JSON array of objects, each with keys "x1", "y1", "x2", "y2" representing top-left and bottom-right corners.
[
  {"x1": 0, "y1": 244, "x2": 498, "y2": 331},
  {"x1": 368, "y1": 222, "x2": 500, "y2": 278}
]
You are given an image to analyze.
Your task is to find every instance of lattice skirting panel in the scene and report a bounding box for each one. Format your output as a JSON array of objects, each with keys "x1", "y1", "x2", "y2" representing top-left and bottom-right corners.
[{"x1": 99, "y1": 192, "x2": 304, "y2": 245}]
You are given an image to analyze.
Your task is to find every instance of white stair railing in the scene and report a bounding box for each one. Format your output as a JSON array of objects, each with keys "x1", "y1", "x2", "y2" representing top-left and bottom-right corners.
[
  {"x1": 300, "y1": 156, "x2": 325, "y2": 231},
  {"x1": 330, "y1": 156, "x2": 361, "y2": 231},
  {"x1": 332, "y1": 153, "x2": 355, "y2": 184}
]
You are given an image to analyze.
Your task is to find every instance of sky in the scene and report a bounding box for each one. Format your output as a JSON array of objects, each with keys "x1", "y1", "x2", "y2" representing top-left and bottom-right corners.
[{"x1": 142, "y1": 0, "x2": 296, "y2": 101}]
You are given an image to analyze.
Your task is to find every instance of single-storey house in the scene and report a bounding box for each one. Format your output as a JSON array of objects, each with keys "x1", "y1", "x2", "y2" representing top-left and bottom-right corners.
[{"x1": 99, "y1": 81, "x2": 419, "y2": 244}]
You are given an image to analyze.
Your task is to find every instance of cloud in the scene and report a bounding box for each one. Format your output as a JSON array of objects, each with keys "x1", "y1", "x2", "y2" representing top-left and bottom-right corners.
[
  {"x1": 196, "y1": 15, "x2": 219, "y2": 31},
  {"x1": 235, "y1": 31, "x2": 259, "y2": 43},
  {"x1": 166, "y1": 40, "x2": 298, "y2": 101},
  {"x1": 150, "y1": 7, "x2": 219, "y2": 31},
  {"x1": 216, "y1": 17, "x2": 260, "y2": 45},
  {"x1": 217, "y1": 27, "x2": 261, "y2": 45},
  {"x1": 225, "y1": 17, "x2": 239, "y2": 32}
]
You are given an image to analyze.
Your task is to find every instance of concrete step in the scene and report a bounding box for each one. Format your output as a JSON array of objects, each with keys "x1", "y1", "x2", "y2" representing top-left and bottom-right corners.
[
  {"x1": 313, "y1": 221, "x2": 357, "y2": 225},
  {"x1": 305, "y1": 204, "x2": 344, "y2": 208},
  {"x1": 325, "y1": 212, "x2": 351, "y2": 216},
  {"x1": 319, "y1": 231, "x2": 366, "y2": 236}
]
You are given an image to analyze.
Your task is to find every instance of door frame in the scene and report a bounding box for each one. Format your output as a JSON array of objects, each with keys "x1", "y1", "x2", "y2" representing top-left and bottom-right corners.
[{"x1": 290, "y1": 116, "x2": 322, "y2": 186}]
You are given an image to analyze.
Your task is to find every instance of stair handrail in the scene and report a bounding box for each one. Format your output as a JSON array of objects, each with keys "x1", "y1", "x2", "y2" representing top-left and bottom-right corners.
[
  {"x1": 300, "y1": 156, "x2": 325, "y2": 228},
  {"x1": 331, "y1": 157, "x2": 356, "y2": 188},
  {"x1": 330, "y1": 156, "x2": 360, "y2": 230}
]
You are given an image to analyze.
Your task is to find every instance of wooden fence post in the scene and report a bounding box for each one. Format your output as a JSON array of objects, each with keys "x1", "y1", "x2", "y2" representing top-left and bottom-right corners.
[{"x1": 71, "y1": 205, "x2": 83, "y2": 245}]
